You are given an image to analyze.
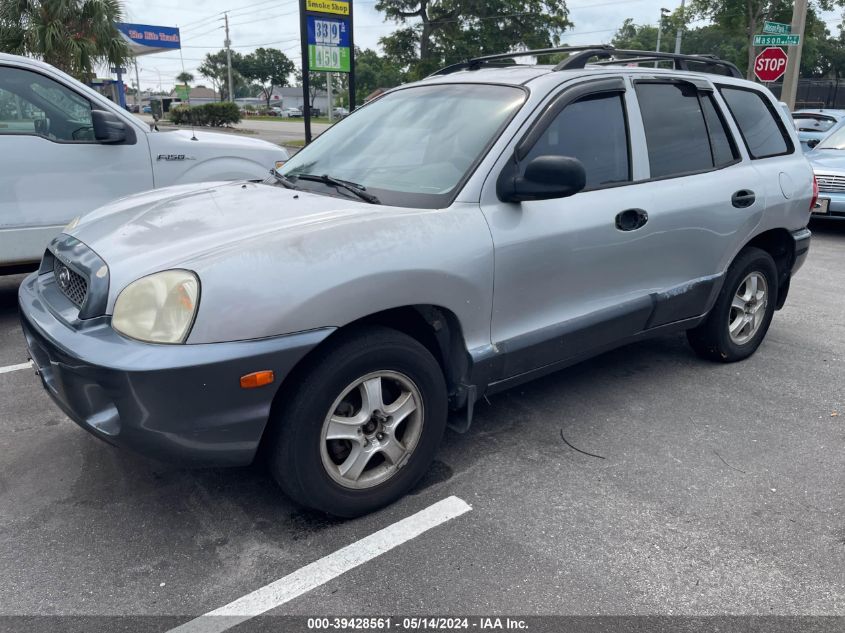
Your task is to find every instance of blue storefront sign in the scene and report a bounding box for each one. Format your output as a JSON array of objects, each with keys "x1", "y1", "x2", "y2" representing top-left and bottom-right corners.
[{"x1": 116, "y1": 23, "x2": 181, "y2": 55}]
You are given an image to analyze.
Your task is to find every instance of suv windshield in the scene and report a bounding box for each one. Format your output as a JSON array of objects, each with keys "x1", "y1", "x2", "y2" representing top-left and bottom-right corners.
[{"x1": 278, "y1": 83, "x2": 526, "y2": 208}]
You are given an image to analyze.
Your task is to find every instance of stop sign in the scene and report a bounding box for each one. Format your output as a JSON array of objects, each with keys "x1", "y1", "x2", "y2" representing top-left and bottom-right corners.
[{"x1": 755, "y1": 47, "x2": 788, "y2": 82}]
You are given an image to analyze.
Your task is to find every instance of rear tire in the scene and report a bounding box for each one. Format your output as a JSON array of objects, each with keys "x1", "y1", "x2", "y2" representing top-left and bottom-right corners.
[
  {"x1": 268, "y1": 326, "x2": 448, "y2": 518},
  {"x1": 687, "y1": 247, "x2": 778, "y2": 363}
]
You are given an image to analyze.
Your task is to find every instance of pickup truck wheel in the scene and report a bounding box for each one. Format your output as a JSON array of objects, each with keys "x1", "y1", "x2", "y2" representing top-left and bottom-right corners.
[
  {"x1": 686, "y1": 247, "x2": 778, "y2": 363},
  {"x1": 268, "y1": 326, "x2": 448, "y2": 518}
]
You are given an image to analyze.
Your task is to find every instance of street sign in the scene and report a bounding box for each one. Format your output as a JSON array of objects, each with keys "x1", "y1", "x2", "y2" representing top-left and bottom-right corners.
[
  {"x1": 753, "y1": 34, "x2": 800, "y2": 47},
  {"x1": 754, "y1": 47, "x2": 788, "y2": 82},
  {"x1": 307, "y1": 15, "x2": 351, "y2": 72},
  {"x1": 174, "y1": 85, "x2": 190, "y2": 100},
  {"x1": 763, "y1": 21, "x2": 791, "y2": 35}
]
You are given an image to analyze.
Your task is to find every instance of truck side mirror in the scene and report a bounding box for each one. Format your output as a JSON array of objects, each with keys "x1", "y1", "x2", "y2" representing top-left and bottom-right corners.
[{"x1": 92, "y1": 110, "x2": 128, "y2": 144}]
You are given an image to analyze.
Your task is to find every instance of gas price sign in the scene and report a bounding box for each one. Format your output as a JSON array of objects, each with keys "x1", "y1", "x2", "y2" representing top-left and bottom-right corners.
[{"x1": 307, "y1": 15, "x2": 351, "y2": 72}]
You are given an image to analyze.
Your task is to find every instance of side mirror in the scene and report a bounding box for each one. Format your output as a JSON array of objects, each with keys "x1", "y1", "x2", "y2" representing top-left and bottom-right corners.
[
  {"x1": 497, "y1": 155, "x2": 587, "y2": 203},
  {"x1": 807, "y1": 138, "x2": 820, "y2": 149},
  {"x1": 92, "y1": 109, "x2": 128, "y2": 143}
]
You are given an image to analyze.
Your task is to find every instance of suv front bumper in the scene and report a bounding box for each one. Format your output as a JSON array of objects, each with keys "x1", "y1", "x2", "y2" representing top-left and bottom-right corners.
[{"x1": 19, "y1": 272, "x2": 333, "y2": 466}]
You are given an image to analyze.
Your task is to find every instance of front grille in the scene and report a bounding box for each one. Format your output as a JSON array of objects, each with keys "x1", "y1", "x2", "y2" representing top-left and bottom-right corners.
[
  {"x1": 816, "y1": 174, "x2": 845, "y2": 193},
  {"x1": 53, "y1": 262, "x2": 88, "y2": 307}
]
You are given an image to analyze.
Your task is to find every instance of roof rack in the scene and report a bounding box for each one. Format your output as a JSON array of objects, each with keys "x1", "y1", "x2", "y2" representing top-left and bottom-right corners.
[{"x1": 430, "y1": 45, "x2": 742, "y2": 79}]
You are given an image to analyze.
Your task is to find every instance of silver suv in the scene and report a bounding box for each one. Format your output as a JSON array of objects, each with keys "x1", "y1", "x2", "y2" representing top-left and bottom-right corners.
[{"x1": 19, "y1": 47, "x2": 814, "y2": 517}]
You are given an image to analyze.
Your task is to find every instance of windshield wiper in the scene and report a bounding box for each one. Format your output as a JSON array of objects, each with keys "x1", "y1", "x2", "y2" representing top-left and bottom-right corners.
[
  {"x1": 296, "y1": 173, "x2": 380, "y2": 204},
  {"x1": 269, "y1": 168, "x2": 298, "y2": 189}
]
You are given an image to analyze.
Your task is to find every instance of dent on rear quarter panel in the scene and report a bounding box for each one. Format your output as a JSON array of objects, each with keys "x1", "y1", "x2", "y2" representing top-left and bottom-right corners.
[{"x1": 184, "y1": 202, "x2": 496, "y2": 349}]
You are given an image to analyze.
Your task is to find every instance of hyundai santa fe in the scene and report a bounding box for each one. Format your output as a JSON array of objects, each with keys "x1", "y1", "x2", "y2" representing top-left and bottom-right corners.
[{"x1": 19, "y1": 46, "x2": 814, "y2": 517}]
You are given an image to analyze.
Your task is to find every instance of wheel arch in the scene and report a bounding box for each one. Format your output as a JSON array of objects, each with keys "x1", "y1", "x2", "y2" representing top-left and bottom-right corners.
[
  {"x1": 741, "y1": 227, "x2": 795, "y2": 310},
  {"x1": 260, "y1": 304, "x2": 473, "y2": 455}
]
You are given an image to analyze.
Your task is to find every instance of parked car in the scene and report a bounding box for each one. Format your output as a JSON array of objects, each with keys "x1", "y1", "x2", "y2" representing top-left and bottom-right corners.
[
  {"x1": 19, "y1": 47, "x2": 813, "y2": 517},
  {"x1": 142, "y1": 105, "x2": 152, "y2": 114},
  {"x1": 332, "y1": 106, "x2": 349, "y2": 119},
  {"x1": 791, "y1": 109, "x2": 845, "y2": 151},
  {"x1": 281, "y1": 107, "x2": 302, "y2": 118},
  {"x1": 806, "y1": 122, "x2": 845, "y2": 220},
  {"x1": 0, "y1": 53, "x2": 289, "y2": 269}
]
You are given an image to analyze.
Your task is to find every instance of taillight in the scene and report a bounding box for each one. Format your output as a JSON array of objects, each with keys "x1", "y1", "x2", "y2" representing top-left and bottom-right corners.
[{"x1": 810, "y1": 175, "x2": 819, "y2": 212}]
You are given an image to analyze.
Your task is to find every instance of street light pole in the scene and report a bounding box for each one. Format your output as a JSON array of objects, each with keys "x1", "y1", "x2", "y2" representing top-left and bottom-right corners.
[
  {"x1": 674, "y1": 0, "x2": 686, "y2": 54},
  {"x1": 780, "y1": 0, "x2": 809, "y2": 110}
]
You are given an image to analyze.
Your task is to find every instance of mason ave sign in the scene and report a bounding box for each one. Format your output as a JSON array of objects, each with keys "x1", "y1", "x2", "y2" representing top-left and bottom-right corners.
[{"x1": 754, "y1": 47, "x2": 788, "y2": 82}]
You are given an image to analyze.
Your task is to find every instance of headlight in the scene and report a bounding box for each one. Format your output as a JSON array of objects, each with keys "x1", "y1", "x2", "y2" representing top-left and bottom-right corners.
[
  {"x1": 63, "y1": 216, "x2": 80, "y2": 232},
  {"x1": 112, "y1": 270, "x2": 200, "y2": 344}
]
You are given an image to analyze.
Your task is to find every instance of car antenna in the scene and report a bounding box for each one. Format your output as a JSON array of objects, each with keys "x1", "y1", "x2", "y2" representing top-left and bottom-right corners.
[{"x1": 177, "y1": 47, "x2": 198, "y2": 141}]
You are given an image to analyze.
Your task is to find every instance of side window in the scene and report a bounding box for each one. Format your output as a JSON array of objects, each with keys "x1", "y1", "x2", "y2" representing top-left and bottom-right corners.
[
  {"x1": 701, "y1": 95, "x2": 738, "y2": 167},
  {"x1": 0, "y1": 66, "x2": 94, "y2": 142},
  {"x1": 718, "y1": 86, "x2": 791, "y2": 159},
  {"x1": 524, "y1": 92, "x2": 630, "y2": 190},
  {"x1": 635, "y1": 82, "x2": 736, "y2": 179}
]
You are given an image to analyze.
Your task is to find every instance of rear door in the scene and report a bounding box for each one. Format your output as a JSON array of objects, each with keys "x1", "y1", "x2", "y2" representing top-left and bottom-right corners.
[{"x1": 0, "y1": 63, "x2": 153, "y2": 265}]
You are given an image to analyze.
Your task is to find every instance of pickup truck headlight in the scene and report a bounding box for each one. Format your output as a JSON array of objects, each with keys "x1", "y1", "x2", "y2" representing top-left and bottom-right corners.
[{"x1": 112, "y1": 270, "x2": 200, "y2": 344}]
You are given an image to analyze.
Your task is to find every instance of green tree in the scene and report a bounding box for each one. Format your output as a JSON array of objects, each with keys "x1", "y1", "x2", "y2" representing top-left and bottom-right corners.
[
  {"x1": 376, "y1": 0, "x2": 572, "y2": 80},
  {"x1": 241, "y1": 47, "x2": 295, "y2": 108},
  {"x1": 198, "y1": 50, "x2": 254, "y2": 101},
  {"x1": 0, "y1": 0, "x2": 130, "y2": 81},
  {"x1": 354, "y1": 47, "x2": 405, "y2": 104}
]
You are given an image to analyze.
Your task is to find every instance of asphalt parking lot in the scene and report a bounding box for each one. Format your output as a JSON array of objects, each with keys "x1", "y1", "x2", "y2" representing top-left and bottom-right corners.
[{"x1": 0, "y1": 223, "x2": 843, "y2": 631}]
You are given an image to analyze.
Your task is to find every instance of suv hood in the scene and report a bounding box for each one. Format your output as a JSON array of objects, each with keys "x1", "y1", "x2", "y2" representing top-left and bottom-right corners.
[{"x1": 66, "y1": 181, "x2": 383, "y2": 293}]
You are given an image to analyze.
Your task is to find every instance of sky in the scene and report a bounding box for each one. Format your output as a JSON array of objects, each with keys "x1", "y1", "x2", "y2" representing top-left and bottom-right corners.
[{"x1": 121, "y1": 0, "x2": 845, "y2": 92}]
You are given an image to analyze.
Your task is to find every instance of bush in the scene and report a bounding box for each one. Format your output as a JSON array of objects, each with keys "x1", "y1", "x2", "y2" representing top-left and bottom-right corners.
[{"x1": 167, "y1": 102, "x2": 241, "y2": 127}]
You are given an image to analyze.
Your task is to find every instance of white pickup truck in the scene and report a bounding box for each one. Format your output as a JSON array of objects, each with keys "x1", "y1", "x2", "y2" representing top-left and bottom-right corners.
[{"x1": 0, "y1": 53, "x2": 288, "y2": 269}]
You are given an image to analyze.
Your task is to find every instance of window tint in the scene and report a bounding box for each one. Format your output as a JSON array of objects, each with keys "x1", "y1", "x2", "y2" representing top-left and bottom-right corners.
[
  {"x1": 635, "y1": 82, "x2": 715, "y2": 178},
  {"x1": 719, "y1": 86, "x2": 790, "y2": 158},
  {"x1": 0, "y1": 66, "x2": 94, "y2": 141},
  {"x1": 524, "y1": 92, "x2": 630, "y2": 189},
  {"x1": 701, "y1": 95, "x2": 737, "y2": 167}
]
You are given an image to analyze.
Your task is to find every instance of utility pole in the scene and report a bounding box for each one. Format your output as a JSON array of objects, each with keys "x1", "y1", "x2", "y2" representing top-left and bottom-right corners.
[
  {"x1": 781, "y1": 0, "x2": 809, "y2": 110},
  {"x1": 655, "y1": 7, "x2": 669, "y2": 68},
  {"x1": 674, "y1": 0, "x2": 686, "y2": 54},
  {"x1": 327, "y1": 72, "x2": 333, "y2": 123},
  {"x1": 224, "y1": 12, "x2": 234, "y2": 102}
]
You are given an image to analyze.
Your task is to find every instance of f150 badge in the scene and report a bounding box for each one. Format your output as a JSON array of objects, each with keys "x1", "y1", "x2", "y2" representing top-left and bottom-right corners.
[{"x1": 157, "y1": 154, "x2": 197, "y2": 161}]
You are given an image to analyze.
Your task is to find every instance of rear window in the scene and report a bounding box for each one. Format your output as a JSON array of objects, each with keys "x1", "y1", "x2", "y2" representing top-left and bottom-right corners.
[
  {"x1": 719, "y1": 86, "x2": 792, "y2": 158},
  {"x1": 792, "y1": 115, "x2": 837, "y2": 132}
]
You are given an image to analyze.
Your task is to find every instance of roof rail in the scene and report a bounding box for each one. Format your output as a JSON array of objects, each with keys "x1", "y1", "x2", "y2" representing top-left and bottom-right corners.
[
  {"x1": 555, "y1": 48, "x2": 742, "y2": 77},
  {"x1": 430, "y1": 45, "x2": 614, "y2": 76},
  {"x1": 429, "y1": 45, "x2": 742, "y2": 79}
]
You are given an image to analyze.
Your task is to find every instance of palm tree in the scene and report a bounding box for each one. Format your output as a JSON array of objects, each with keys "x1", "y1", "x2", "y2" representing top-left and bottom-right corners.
[
  {"x1": 0, "y1": 0, "x2": 130, "y2": 81},
  {"x1": 176, "y1": 71, "x2": 194, "y2": 86}
]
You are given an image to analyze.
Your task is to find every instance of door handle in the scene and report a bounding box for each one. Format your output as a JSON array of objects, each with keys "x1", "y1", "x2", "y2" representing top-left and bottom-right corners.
[
  {"x1": 615, "y1": 208, "x2": 649, "y2": 231},
  {"x1": 731, "y1": 189, "x2": 756, "y2": 208}
]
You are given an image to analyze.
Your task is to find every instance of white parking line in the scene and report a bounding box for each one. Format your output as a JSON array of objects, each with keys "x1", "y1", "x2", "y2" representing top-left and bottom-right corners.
[
  {"x1": 168, "y1": 495, "x2": 472, "y2": 633},
  {"x1": 0, "y1": 361, "x2": 32, "y2": 375}
]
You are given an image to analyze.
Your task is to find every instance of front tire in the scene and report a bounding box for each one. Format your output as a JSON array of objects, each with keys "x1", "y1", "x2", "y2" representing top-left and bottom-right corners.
[
  {"x1": 268, "y1": 326, "x2": 448, "y2": 518},
  {"x1": 687, "y1": 247, "x2": 778, "y2": 363}
]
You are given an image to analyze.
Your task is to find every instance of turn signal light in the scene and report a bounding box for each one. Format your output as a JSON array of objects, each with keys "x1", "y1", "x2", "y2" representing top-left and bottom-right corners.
[
  {"x1": 240, "y1": 370, "x2": 275, "y2": 389},
  {"x1": 810, "y1": 175, "x2": 819, "y2": 212}
]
